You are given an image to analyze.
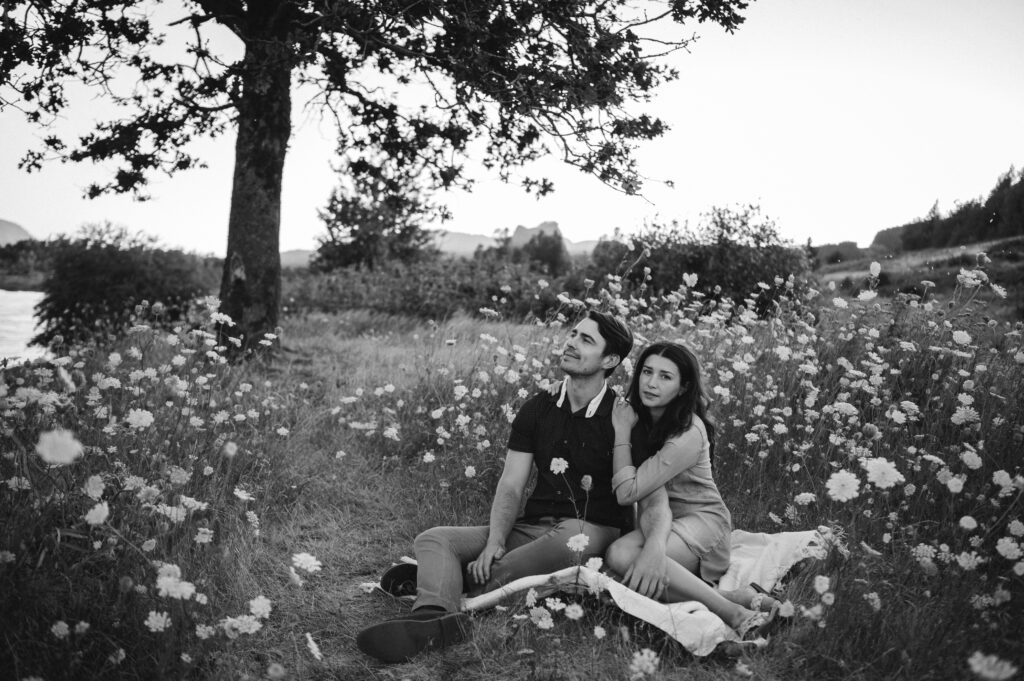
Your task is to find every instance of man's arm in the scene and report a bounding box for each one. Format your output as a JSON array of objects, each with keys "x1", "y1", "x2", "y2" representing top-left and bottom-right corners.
[
  {"x1": 623, "y1": 485, "x2": 673, "y2": 598},
  {"x1": 467, "y1": 450, "x2": 533, "y2": 585}
]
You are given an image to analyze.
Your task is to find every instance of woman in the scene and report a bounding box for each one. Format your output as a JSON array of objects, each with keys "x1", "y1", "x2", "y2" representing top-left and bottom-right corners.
[{"x1": 605, "y1": 341, "x2": 776, "y2": 638}]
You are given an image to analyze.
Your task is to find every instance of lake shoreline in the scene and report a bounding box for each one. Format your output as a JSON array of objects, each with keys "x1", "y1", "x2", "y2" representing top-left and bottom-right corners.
[
  {"x1": 0, "y1": 272, "x2": 45, "y2": 291},
  {"x1": 0, "y1": 289, "x2": 45, "y2": 361}
]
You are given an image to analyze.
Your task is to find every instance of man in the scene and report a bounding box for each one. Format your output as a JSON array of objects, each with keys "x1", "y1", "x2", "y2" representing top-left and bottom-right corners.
[{"x1": 356, "y1": 310, "x2": 650, "y2": 663}]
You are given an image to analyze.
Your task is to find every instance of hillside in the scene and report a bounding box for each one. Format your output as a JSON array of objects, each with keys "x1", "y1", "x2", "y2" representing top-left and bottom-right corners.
[{"x1": 0, "y1": 219, "x2": 32, "y2": 246}]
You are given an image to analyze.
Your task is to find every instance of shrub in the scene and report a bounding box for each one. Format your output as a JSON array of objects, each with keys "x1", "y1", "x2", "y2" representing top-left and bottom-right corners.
[{"x1": 32, "y1": 225, "x2": 219, "y2": 348}]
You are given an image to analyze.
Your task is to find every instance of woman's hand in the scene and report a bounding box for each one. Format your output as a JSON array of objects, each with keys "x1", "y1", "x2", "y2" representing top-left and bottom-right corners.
[
  {"x1": 611, "y1": 394, "x2": 638, "y2": 433},
  {"x1": 622, "y1": 543, "x2": 668, "y2": 600}
]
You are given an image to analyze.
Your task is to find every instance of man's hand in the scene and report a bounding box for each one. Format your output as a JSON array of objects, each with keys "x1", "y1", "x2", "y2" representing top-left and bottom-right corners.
[
  {"x1": 622, "y1": 544, "x2": 668, "y2": 600},
  {"x1": 468, "y1": 542, "x2": 506, "y2": 585}
]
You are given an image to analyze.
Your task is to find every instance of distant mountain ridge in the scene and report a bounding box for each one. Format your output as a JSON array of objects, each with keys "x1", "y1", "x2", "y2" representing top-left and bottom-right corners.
[
  {"x1": 433, "y1": 222, "x2": 598, "y2": 256},
  {"x1": 0, "y1": 219, "x2": 32, "y2": 246},
  {"x1": 283, "y1": 222, "x2": 599, "y2": 267}
]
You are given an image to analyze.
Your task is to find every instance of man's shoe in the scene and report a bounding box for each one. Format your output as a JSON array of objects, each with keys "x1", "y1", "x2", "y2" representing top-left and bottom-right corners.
[
  {"x1": 356, "y1": 610, "x2": 471, "y2": 663},
  {"x1": 379, "y1": 562, "x2": 418, "y2": 597}
]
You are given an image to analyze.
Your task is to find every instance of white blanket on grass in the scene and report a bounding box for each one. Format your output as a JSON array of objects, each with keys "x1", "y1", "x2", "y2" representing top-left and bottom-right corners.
[{"x1": 368, "y1": 526, "x2": 831, "y2": 657}]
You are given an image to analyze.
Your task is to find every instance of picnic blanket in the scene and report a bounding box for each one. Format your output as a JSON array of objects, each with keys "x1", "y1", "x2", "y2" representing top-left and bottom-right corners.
[{"x1": 367, "y1": 526, "x2": 832, "y2": 657}]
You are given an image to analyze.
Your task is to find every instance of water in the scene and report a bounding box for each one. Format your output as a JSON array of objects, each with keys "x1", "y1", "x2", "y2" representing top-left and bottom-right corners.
[{"x1": 0, "y1": 290, "x2": 45, "y2": 362}]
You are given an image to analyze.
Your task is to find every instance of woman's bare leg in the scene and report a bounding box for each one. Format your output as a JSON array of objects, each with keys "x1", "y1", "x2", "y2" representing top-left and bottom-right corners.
[
  {"x1": 660, "y1": 533, "x2": 755, "y2": 629},
  {"x1": 607, "y1": 530, "x2": 756, "y2": 630}
]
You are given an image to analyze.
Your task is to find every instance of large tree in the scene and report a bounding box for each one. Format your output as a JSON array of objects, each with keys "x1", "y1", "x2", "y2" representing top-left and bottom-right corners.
[{"x1": 0, "y1": 0, "x2": 751, "y2": 354}]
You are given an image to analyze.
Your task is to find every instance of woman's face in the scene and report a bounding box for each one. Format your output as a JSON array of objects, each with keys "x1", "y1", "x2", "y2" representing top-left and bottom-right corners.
[{"x1": 637, "y1": 353, "x2": 685, "y2": 410}]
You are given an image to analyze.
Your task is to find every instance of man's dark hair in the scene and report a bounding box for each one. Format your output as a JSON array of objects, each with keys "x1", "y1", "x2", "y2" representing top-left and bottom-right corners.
[{"x1": 587, "y1": 310, "x2": 633, "y2": 377}]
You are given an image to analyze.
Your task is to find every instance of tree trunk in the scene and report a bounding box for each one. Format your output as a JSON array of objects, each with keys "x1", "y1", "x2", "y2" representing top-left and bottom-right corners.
[{"x1": 218, "y1": 33, "x2": 292, "y2": 356}]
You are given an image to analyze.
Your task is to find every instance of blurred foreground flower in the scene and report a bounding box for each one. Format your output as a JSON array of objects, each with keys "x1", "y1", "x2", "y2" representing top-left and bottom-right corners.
[
  {"x1": 968, "y1": 651, "x2": 1018, "y2": 680},
  {"x1": 36, "y1": 430, "x2": 83, "y2": 465}
]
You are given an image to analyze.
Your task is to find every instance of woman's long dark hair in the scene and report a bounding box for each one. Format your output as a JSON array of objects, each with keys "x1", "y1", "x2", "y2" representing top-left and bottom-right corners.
[{"x1": 626, "y1": 341, "x2": 717, "y2": 462}]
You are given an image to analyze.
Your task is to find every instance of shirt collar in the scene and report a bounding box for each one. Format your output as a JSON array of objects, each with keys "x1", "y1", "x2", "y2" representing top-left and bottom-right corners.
[{"x1": 556, "y1": 377, "x2": 609, "y2": 418}]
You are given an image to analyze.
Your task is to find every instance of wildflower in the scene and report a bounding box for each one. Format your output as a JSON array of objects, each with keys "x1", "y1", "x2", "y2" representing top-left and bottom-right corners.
[
  {"x1": 35, "y1": 430, "x2": 84, "y2": 466},
  {"x1": 593, "y1": 625, "x2": 607, "y2": 639},
  {"x1": 565, "y1": 604, "x2": 584, "y2": 620},
  {"x1": 422, "y1": 452, "x2": 435, "y2": 463},
  {"x1": 195, "y1": 624, "x2": 216, "y2": 639},
  {"x1": 629, "y1": 648, "x2": 659, "y2": 679},
  {"x1": 1008, "y1": 520, "x2": 1024, "y2": 537},
  {"x1": 794, "y1": 492, "x2": 816, "y2": 505},
  {"x1": 233, "y1": 487, "x2": 255, "y2": 502},
  {"x1": 580, "y1": 474, "x2": 593, "y2": 491},
  {"x1": 545, "y1": 597, "x2": 566, "y2": 612},
  {"x1": 51, "y1": 620, "x2": 69, "y2": 639},
  {"x1": 195, "y1": 528, "x2": 214, "y2": 544},
  {"x1": 222, "y1": 614, "x2": 263, "y2": 638},
  {"x1": 967, "y1": 652, "x2": 1018, "y2": 680},
  {"x1": 276, "y1": 427, "x2": 290, "y2": 436},
  {"x1": 960, "y1": 516, "x2": 978, "y2": 531},
  {"x1": 951, "y1": 406, "x2": 980, "y2": 425},
  {"x1": 167, "y1": 466, "x2": 190, "y2": 486},
  {"x1": 567, "y1": 533, "x2": 590, "y2": 553},
  {"x1": 550, "y1": 458, "x2": 569, "y2": 475},
  {"x1": 267, "y1": 663, "x2": 287, "y2": 680},
  {"x1": 952, "y1": 330, "x2": 972, "y2": 346},
  {"x1": 825, "y1": 470, "x2": 860, "y2": 502},
  {"x1": 223, "y1": 441, "x2": 238, "y2": 457},
  {"x1": 529, "y1": 607, "x2": 554, "y2": 630},
  {"x1": 156, "y1": 568, "x2": 196, "y2": 600},
  {"x1": 6, "y1": 476, "x2": 30, "y2": 491},
  {"x1": 862, "y1": 458, "x2": 905, "y2": 489},
  {"x1": 249, "y1": 596, "x2": 272, "y2": 619},
  {"x1": 778, "y1": 600, "x2": 795, "y2": 617},
  {"x1": 292, "y1": 553, "x2": 323, "y2": 573},
  {"x1": 145, "y1": 611, "x2": 172, "y2": 632},
  {"x1": 125, "y1": 408, "x2": 155, "y2": 429},
  {"x1": 84, "y1": 501, "x2": 110, "y2": 526},
  {"x1": 464, "y1": 465, "x2": 477, "y2": 478},
  {"x1": 957, "y1": 552, "x2": 984, "y2": 570},
  {"x1": 832, "y1": 297, "x2": 848, "y2": 309},
  {"x1": 813, "y1": 575, "x2": 831, "y2": 594},
  {"x1": 857, "y1": 290, "x2": 877, "y2": 301},
  {"x1": 869, "y1": 261, "x2": 881, "y2": 277},
  {"x1": 525, "y1": 588, "x2": 538, "y2": 607},
  {"x1": 961, "y1": 449, "x2": 983, "y2": 470},
  {"x1": 141, "y1": 539, "x2": 156, "y2": 552},
  {"x1": 995, "y1": 538, "x2": 1022, "y2": 561},
  {"x1": 585, "y1": 556, "x2": 603, "y2": 571}
]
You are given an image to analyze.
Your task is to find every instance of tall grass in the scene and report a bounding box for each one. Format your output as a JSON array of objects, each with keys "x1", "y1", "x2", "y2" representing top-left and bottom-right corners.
[{"x1": 1, "y1": 261, "x2": 1021, "y2": 680}]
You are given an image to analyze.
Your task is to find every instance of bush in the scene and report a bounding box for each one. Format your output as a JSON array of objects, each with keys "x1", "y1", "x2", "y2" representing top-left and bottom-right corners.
[{"x1": 32, "y1": 225, "x2": 219, "y2": 348}]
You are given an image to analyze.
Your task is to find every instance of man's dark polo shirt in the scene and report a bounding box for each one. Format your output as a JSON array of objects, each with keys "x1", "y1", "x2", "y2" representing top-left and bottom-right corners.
[{"x1": 507, "y1": 384, "x2": 649, "y2": 532}]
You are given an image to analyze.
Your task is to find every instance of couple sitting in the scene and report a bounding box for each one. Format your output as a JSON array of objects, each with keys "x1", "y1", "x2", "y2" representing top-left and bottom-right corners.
[{"x1": 357, "y1": 311, "x2": 777, "y2": 663}]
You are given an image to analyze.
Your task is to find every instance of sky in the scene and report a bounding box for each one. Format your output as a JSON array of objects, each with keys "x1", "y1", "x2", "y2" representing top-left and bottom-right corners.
[{"x1": 1, "y1": 0, "x2": 1023, "y2": 256}]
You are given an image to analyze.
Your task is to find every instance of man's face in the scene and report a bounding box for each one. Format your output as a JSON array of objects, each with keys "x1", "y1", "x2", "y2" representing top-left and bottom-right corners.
[{"x1": 559, "y1": 317, "x2": 616, "y2": 378}]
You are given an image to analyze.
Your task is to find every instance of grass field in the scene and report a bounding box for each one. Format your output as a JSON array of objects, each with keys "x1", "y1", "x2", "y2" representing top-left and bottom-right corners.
[{"x1": 1, "y1": 263, "x2": 1022, "y2": 681}]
